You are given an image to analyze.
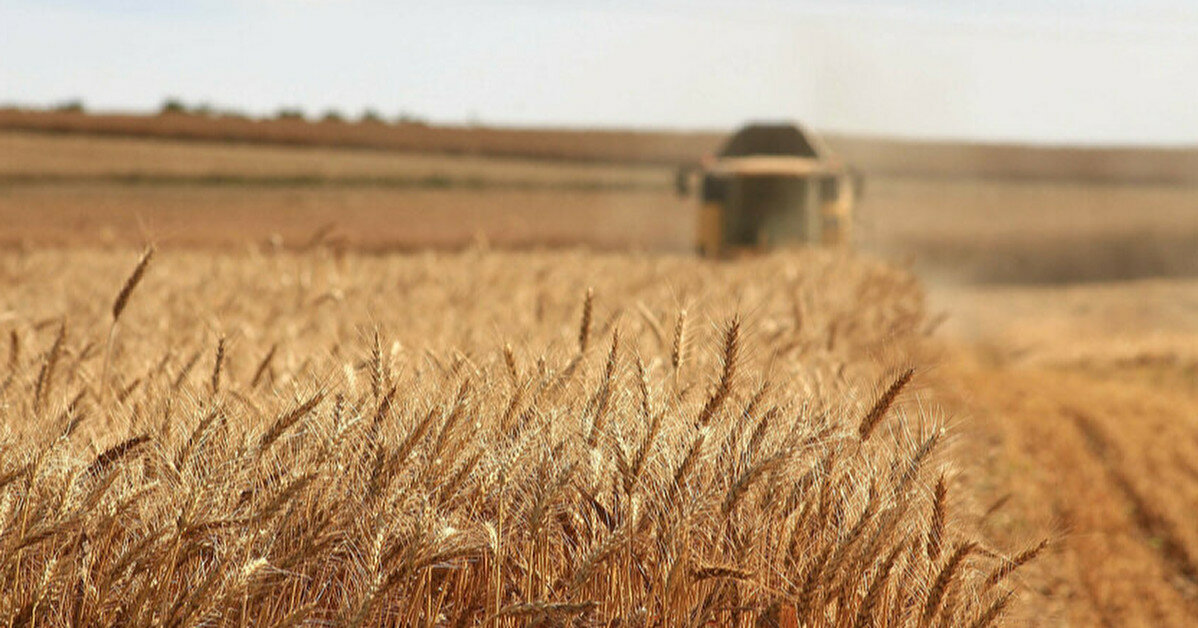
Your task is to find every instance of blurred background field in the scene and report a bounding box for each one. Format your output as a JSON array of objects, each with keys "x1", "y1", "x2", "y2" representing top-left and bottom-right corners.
[{"x1": 4, "y1": 122, "x2": 1197, "y2": 284}]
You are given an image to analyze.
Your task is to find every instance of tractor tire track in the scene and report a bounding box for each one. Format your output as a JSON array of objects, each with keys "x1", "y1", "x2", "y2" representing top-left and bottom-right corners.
[{"x1": 939, "y1": 350, "x2": 1198, "y2": 626}]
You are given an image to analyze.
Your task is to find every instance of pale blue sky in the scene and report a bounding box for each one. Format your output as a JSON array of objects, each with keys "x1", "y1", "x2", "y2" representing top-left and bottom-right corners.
[{"x1": 2, "y1": 1, "x2": 1196, "y2": 145}]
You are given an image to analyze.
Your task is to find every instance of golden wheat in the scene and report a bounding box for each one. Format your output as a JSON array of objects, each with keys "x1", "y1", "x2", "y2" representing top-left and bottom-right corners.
[{"x1": 0, "y1": 246, "x2": 1038, "y2": 626}]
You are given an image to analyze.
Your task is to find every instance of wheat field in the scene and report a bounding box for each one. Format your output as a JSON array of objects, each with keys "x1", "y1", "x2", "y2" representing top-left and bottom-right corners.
[{"x1": 0, "y1": 245, "x2": 1037, "y2": 626}]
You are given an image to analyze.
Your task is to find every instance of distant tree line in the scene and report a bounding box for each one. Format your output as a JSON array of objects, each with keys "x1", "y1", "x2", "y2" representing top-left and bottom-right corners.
[
  {"x1": 0, "y1": 100, "x2": 88, "y2": 114},
  {"x1": 1, "y1": 99, "x2": 428, "y2": 126},
  {"x1": 160, "y1": 98, "x2": 426, "y2": 125}
]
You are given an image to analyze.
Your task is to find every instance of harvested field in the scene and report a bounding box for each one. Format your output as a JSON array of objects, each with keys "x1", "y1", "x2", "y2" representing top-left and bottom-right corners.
[
  {"x1": 0, "y1": 130, "x2": 690, "y2": 251},
  {"x1": 0, "y1": 131, "x2": 670, "y2": 188},
  {"x1": 927, "y1": 279, "x2": 1198, "y2": 625},
  {"x1": 0, "y1": 185, "x2": 691, "y2": 251},
  {"x1": 0, "y1": 110, "x2": 717, "y2": 165},
  {"x1": 857, "y1": 177, "x2": 1198, "y2": 283},
  {"x1": 0, "y1": 246, "x2": 1025, "y2": 625}
]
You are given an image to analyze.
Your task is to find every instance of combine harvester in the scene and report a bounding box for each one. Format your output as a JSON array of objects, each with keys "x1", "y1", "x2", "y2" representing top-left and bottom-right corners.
[{"x1": 678, "y1": 122, "x2": 860, "y2": 255}]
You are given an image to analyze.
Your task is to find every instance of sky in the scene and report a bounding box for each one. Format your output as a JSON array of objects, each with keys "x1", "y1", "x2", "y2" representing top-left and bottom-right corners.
[{"x1": 2, "y1": 0, "x2": 1197, "y2": 146}]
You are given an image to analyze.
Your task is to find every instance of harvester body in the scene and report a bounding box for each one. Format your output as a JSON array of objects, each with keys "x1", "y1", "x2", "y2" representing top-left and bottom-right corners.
[{"x1": 683, "y1": 123, "x2": 857, "y2": 256}]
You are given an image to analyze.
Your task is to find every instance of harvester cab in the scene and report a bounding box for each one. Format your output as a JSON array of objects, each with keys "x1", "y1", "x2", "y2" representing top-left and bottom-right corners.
[{"x1": 677, "y1": 122, "x2": 859, "y2": 256}]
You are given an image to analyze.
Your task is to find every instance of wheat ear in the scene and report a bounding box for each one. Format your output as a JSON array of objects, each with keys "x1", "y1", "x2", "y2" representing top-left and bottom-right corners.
[
  {"x1": 578, "y1": 287, "x2": 594, "y2": 353},
  {"x1": 101, "y1": 246, "x2": 154, "y2": 404},
  {"x1": 859, "y1": 368, "x2": 914, "y2": 442}
]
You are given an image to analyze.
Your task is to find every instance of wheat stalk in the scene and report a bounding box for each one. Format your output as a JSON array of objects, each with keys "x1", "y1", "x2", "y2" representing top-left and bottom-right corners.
[
  {"x1": 578, "y1": 287, "x2": 594, "y2": 353},
  {"x1": 101, "y1": 246, "x2": 153, "y2": 404},
  {"x1": 985, "y1": 539, "x2": 1048, "y2": 588},
  {"x1": 922, "y1": 541, "x2": 978, "y2": 623},
  {"x1": 210, "y1": 336, "x2": 225, "y2": 395},
  {"x1": 969, "y1": 591, "x2": 1016, "y2": 628},
  {"x1": 86, "y1": 434, "x2": 151, "y2": 478},
  {"x1": 250, "y1": 343, "x2": 277, "y2": 389},
  {"x1": 696, "y1": 315, "x2": 740, "y2": 426},
  {"x1": 112, "y1": 246, "x2": 154, "y2": 322},
  {"x1": 852, "y1": 542, "x2": 905, "y2": 628},
  {"x1": 258, "y1": 391, "x2": 324, "y2": 453},
  {"x1": 927, "y1": 473, "x2": 948, "y2": 561},
  {"x1": 671, "y1": 308, "x2": 687, "y2": 372},
  {"x1": 859, "y1": 368, "x2": 914, "y2": 442},
  {"x1": 33, "y1": 321, "x2": 66, "y2": 416}
]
